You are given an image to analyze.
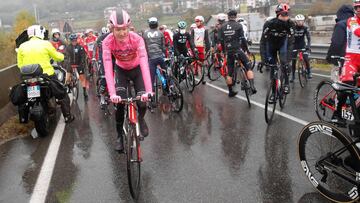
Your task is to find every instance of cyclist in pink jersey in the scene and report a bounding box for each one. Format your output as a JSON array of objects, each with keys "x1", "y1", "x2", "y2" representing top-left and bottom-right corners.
[{"x1": 103, "y1": 9, "x2": 152, "y2": 152}]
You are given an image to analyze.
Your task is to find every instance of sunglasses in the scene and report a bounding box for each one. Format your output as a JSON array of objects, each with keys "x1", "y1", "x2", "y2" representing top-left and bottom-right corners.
[{"x1": 280, "y1": 12, "x2": 289, "y2": 17}]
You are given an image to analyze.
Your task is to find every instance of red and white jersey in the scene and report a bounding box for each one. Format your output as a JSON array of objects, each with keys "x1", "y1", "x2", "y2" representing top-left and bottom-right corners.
[
  {"x1": 346, "y1": 17, "x2": 360, "y2": 54},
  {"x1": 193, "y1": 27, "x2": 206, "y2": 48},
  {"x1": 85, "y1": 35, "x2": 97, "y2": 52}
]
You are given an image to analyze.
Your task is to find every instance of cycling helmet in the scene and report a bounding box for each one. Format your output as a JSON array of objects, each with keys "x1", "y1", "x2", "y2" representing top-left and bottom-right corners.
[
  {"x1": 275, "y1": 3, "x2": 290, "y2": 16},
  {"x1": 227, "y1": 9, "x2": 237, "y2": 17},
  {"x1": 85, "y1": 29, "x2": 93, "y2": 34},
  {"x1": 354, "y1": 0, "x2": 360, "y2": 7},
  {"x1": 27, "y1": 25, "x2": 46, "y2": 39},
  {"x1": 109, "y1": 9, "x2": 131, "y2": 28},
  {"x1": 148, "y1": 17, "x2": 158, "y2": 28},
  {"x1": 52, "y1": 28, "x2": 60, "y2": 35},
  {"x1": 295, "y1": 14, "x2": 305, "y2": 21},
  {"x1": 101, "y1": 27, "x2": 109, "y2": 35},
  {"x1": 177, "y1": 21, "x2": 187, "y2": 29},
  {"x1": 195, "y1": 16, "x2": 205, "y2": 22},
  {"x1": 69, "y1": 33, "x2": 77, "y2": 41},
  {"x1": 217, "y1": 13, "x2": 227, "y2": 22}
]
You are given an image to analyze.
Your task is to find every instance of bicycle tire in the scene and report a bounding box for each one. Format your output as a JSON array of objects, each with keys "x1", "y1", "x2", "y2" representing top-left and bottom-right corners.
[
  {"x1": 265, "y1": 84, "x2": 276, "y2": 124},
  {"x1": 185, "y1": 65, "x2": 195, "y2": 93},
  {"x1": 314, "y1": 80, "x2": 336, "y2": 122},
  {"x1": 279, "y1": 73, "x2": 287, "y2": 109},
  {"x1": 168, "y1": 76, "x2": 183, "y2": 112},
  {"x1": 194, "y1": 63, "x2": 205, "y2": 86},
  {"x1": 126, "y1": 123, "x2": 141, "y2": 199},
  {"x1": 207, "y1": 62, "x2": 221, "y2": 81},
  {"x1": 298, "y1": 60, "x2": 307, "y2": 88},
  {"x1": 298, "y1": 121, "x2": 360, "y2": 203},
  {"x1": 240, "y1": 68, "x2": 251, "y2": 108}
]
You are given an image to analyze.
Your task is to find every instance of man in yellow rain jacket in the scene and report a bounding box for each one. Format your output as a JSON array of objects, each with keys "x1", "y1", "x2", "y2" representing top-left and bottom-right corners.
[{"x1": 17, "y1": 25, "x2": 74, "y2": 123}]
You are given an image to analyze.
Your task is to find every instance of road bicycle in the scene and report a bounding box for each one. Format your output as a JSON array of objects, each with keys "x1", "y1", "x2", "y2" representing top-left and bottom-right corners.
[
  {"x1": 263, "y1": 63, "x2": 289, "y2": 124},
  {"x1": 292, "y1": 48, "x2": 310, "y2": 88}
]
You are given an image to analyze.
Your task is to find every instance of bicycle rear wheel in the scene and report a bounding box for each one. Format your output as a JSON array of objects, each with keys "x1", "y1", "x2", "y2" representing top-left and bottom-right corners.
[
  {"x1": 314, "y1": 80, "x2": 336, "y2": 122},
  {"x1": 126, "y1": 123, "x2": 141, "y2": 199},
  {"x1": 265, "y1": 84, "x2": 276, "y2": 124},
  {"x1": 168, "y1": 76, "x2": 183, "y2": 112},
  {"x1": 240, "y1": 69, "x2": 251, "y2": 108},
  {"x1": 207, "y1": 61, "x2": 221, "y2": 81},
  {"x1": 298, "y1": 60, "x2": 307, "y2": 88},
  {"x1": 298, "y1": 121, "x2": 360, "y2": 202}
]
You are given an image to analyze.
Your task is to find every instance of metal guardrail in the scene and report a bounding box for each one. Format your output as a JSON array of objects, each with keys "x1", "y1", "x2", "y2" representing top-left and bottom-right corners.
[
  {"x1": 249, "y1": 42, "x2": 330, "y2": 60},
  {"x1": 0, "y1": 65, "x2": 20, "y2": 109}
]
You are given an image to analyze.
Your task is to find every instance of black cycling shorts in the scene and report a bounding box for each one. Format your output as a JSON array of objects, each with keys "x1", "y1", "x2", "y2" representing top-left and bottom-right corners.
[{"x1": 114, "y1": 65, "x2": 145, "y2": 98}]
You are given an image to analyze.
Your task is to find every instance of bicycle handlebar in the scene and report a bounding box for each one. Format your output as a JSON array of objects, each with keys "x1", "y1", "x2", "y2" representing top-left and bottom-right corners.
[
  {"x1": 330, "y1": 56, "x2": 346, "y2": 60},
  {"x1": 292, "y1": 49, "x2": 307, "y2": 52}
]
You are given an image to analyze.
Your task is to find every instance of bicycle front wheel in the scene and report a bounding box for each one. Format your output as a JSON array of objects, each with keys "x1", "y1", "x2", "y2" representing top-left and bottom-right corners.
[
  {"x1": 298, "y1": 121, "x2": 360, "y2": 203},
  {"x1": 279, "y1": 75, "x2": 287, "y2": 109},
  {"x1": 298, "y1": 60, "x2": 308, "y2": 88},
  {"x1": 207, "y1": 61, "x2": 221, "y2": 81},
  {"x1": 126, "y1": 124, "x2": 141, "y2": 199},
  {"x1": 168, "y1": 76, "x2": 183, "y2": 112},
  {"x1": 314, "y1": 80, "x2": 336, "y2": 122},
  {"x1": 185, "y1": 65, "x2": 195, "y2": 93},
  {"x1": 194, "y1": 63, "x2": 205, "y2": 86},
  {"x1": 265, "y1": 84, "x2": 276, "y2": 124}
]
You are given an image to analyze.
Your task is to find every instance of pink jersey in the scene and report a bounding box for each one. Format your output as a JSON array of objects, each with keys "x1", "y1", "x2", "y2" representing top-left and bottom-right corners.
[{"x1": 102, "y1": 31, "x2": 152, "y2": 97}]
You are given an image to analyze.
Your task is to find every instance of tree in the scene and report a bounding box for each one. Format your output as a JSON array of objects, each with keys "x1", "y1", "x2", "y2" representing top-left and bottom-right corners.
[{"x1": 13, "y1": 10, "x2": 36, "y2": 35}]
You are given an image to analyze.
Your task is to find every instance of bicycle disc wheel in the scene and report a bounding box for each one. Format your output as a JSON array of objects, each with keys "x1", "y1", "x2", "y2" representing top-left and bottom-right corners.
[
  {"x1": 265, "y1": 85, "x2": 276, "y2": 124},
  {"x1": 185, "y1": 66, "x2": 195, "y2": 93},
  {"x1": 127, "y1": 124, "x2": 141, "y2": 199},
  {"x1": 298, "y1": 121, "x2": 360, "y2": 202},
  {"x1": 298, "y1": 60, "x2": 307, "y2": 88},
  {"x1": 248, "y1": 53, "x2": 256, "y2": 70},
  {"x1": 194, "y1": 63, "x2": 205, "y2": 86},
  {"x1": 314, "y1": 80, "x2": 336, "y2": 122},
  {"x1": 168, "y1": 76, "x2": 183, "y2": 112}
]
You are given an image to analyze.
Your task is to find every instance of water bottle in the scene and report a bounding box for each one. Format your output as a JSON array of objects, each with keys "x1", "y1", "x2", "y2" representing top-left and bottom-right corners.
[{"x1": 156, "y1": 68, "x2": 166, "y2": 89}]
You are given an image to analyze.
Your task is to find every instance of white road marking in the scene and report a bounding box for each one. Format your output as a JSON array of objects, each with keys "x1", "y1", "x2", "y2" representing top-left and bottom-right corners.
[
  {"x1": 29, "y1": 94, "x2": 73, "y2": 203},
  {"x1": 312, "y1": 72, "x2": 331, "y2": 78},
  {"x1": 205, "y1": 82, "x2": 310, "y2": 126}
]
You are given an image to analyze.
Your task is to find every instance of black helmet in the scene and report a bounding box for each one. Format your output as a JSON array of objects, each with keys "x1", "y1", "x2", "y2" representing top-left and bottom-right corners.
[
  {"x1": 148, "y1": 17, "x2": 158, "y2": 29},
  {"x1": 69, "y1": 33, "x2": 77, "y2": 41},
  {"x1": 227, "y1": 9, "x2": 237, "y2": 17}
]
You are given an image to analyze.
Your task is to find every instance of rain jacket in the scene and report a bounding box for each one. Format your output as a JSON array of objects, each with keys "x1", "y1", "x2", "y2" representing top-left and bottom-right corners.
[
  {"x1": 17, "y1": 37, "x2": 64, "y2": 76},
  {"x1": 326, "y1": 5, "x2": 355, "y2": 65}
]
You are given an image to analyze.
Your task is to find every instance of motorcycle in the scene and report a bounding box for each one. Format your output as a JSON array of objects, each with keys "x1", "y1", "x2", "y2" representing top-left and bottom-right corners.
[{"x1": 14, "y1": 64, "x2": 54, "y2": 137}]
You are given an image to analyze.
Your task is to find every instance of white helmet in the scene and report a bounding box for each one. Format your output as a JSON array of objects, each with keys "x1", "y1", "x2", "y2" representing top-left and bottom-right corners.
[
  {"x1": 85, "y1": 28, "x2": 93, "y2": 34},
  {"x1": 195, "y1": 16, "x2": 205, "y2": 22},
  {"x1": 51, "y1": 28, "x2": 60, "y2": 34},
  {"x1": 101, "y1": 27, "x2": 109, "y2": 34},
  {"x1": 217, "y1": 13, "x2": 227, "y2": 22},
  {"x1": 295, "y1": 14, "x2": 305, "y2": 21},
  {"x1": 27, "y1": 25, "x2": 46, "y2": 39}
]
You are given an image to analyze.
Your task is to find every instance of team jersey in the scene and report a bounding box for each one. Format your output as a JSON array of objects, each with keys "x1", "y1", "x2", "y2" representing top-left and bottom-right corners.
[
  {"x1": 102, "y1": 32, "x2": 152, "y2": 97},
  {"x1": 346, "y1": 17, "x2": 360, "y2": 54}
]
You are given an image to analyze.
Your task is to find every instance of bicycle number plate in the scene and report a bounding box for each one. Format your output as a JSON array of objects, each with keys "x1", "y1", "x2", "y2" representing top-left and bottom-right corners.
[
  {"x1": 27, "y1": 85, "x2": 40, "y2": 98},
  {"x1": 342, "y1": 109, "x2": 354, "y2": 121}
]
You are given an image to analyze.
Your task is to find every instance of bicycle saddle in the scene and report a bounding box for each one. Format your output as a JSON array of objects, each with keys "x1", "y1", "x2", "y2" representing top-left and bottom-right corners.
[{"x1": 332, "y1": 82, "x2": 359, "y2": 92}]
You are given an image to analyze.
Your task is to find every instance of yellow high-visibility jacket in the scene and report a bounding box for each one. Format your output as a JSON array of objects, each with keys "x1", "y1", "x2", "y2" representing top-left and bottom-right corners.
[{"x1": 17, "y1": 37, "x2": 64, "y2": 76}]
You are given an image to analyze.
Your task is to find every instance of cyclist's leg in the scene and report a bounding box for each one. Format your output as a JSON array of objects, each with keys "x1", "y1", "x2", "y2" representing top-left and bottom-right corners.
[
  {"x1": 129, "y1": 66, "x2": 149, "y2": 137},
  {"x1": 114, "y1": 67, "x2": 129, "y2": 152},
  {"x1": 236, "y1": 50, "x2": 256, "y2": 93},
  {"x1": 290, "y1": 50, "x2": 298, "y2": 82},
  {"x1": 226, "y1": 52, "x2": 237, "y2": 97},
  {"x1": 279, "y1": 38, "x2": 290, "y2": 93},
  {"x1": 149, "y1": 58, "x2": 157, "y2": 86},
  {"x1": 303, "y1": 52, "x2": 312, "y2": 78},
  {"x1": 76, "y1": 65, "x2": 89, "y2": 99}
]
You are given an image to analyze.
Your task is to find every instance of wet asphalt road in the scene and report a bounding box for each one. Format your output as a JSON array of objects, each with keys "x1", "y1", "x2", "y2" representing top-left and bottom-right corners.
[{"x1": 0, "y1": 69, "x2": 334, "y2": 203}]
